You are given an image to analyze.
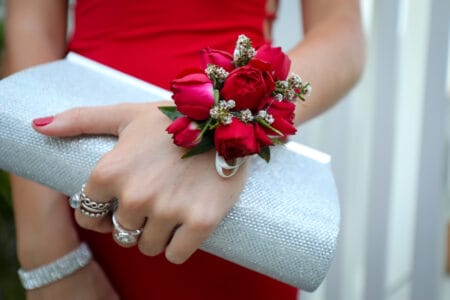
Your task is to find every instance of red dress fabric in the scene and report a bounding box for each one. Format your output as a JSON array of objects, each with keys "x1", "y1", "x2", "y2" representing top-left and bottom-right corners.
[{"x1": 69, "y1": 0, "x2": 297, "y2": 299}]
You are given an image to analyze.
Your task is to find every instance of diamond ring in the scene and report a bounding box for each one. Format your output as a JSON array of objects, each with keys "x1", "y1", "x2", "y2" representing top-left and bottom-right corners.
[{"x1": 112, "y1": 211, "x2": 142, "y2": 247}]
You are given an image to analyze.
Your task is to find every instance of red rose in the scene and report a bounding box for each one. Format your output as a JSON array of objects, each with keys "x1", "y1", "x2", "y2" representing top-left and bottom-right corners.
[
  {"x1": 221, "y1": 65, "x2": 275, "y2": 111},
  {"x1": 254, "y1": 44, "x2": 291, "y2": 81},
  {"x1": 166, "y1": 116, "x2": 201, "y2": 148},
  {"x1": 200, "y1": 48, "x2": 235, "y2": 72},
  {"x1": 171, "y1": 71, "x2": 215, "y2": 120},
  {"x1": 254, "y1": 123, "x2": 274, "y2": 148},
  {"x1": 266, "y1": 100, "x2": 297, "y2": 136},
  {"x1": 214, "y1": 118, "x2": 259, "y2": 160}
]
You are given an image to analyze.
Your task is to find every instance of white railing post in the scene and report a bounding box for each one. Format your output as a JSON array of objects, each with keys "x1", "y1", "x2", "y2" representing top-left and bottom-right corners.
[
  {"x1": 411, "y1": 0, "x2": 450, "y2": 299},
  {"x1": 363, "y1": 0, "x2": 401, "y2": 299}
]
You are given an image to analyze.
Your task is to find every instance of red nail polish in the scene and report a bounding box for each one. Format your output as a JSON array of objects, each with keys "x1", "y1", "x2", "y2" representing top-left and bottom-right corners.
[{"x1": 33, "y1": 116, "x2": 54, "y2": 127}]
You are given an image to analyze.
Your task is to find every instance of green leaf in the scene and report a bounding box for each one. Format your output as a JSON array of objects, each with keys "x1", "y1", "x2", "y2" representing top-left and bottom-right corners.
[
  {"x1": 258, "y1": 146, "x2": 271, "y2": 163},
  {"x1": 256, "y1": 118, "x2": 284, "y2": 136},
  {"x1": 158, "y1": 106, "x2": 183, "y2": 121},
  {"x1": 182, "y1": 134, "x2": 215, "y2": 159},
  {"x1": 270, "y1": 137, "x2": 286, "y2": 145}
]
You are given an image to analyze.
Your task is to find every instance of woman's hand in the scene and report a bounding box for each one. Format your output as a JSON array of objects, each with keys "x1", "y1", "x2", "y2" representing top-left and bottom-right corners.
[
  {"x1": 26, "y1": 261, "x2": 119, "y2": 300},
  {"x1": 32, "y1": 102, "x2": 248, "y2": 264}
]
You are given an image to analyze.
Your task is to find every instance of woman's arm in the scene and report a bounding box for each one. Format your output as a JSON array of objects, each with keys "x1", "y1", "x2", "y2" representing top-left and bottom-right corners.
[
  {"x1": 289, "y1": 0, "x2": 365, "y2": 125},
  {"x1": 3, "y1": 0, "x2": 68, "y2": 73},
  {"x1": 4, "y1": 0, "x2": 76, "y2": 270},
  {"x1": 4, "y1": 1, "x2": 117, "y2": 298}
]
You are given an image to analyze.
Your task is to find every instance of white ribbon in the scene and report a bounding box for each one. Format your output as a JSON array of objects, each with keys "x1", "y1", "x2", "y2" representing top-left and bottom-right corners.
[{"x1": 215, "y1": 152, "x2": 247, "y2": 178}]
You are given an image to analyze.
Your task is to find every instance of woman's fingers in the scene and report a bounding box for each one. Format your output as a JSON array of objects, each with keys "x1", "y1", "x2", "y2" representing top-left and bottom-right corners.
[
  {"x1": 32, "y1": 103, "x2": 137, "y2": 137},
  {"x1": 71, "y1": 146, "x2": 130, "y2": 233},
  {"x1": 162, "y1": 163, "x2": 249, "y2": 263},
  {"x1": 138, "y1": 217, "x2": 179, "y2": 257},
  {"x1": 113, "y1": 186, "x2": 151, "y2": 237},
  {"x1": 165, "y1": 217, "x2": 218, "y2": 264}
]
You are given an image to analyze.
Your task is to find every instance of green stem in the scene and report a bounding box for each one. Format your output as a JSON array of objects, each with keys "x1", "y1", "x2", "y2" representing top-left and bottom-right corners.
[
  {"x1": 256, "y1": 118, "x2": 284, "y2": 136},
  {"x1": 197, "y1": 118, "x2": 213, "y2": 142}
]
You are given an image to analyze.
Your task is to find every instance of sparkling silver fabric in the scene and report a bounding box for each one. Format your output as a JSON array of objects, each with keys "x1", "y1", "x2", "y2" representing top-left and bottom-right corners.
[{"x1": 0, "y1": 53, "x2": 340, "y2": 291}]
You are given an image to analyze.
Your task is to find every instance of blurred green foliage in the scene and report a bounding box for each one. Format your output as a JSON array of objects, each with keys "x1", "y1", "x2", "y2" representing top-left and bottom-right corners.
[
  {"x1": 0, "y1": 172, "x2": 23, "y2": 300},
  {"x1": 0, "y1": 15, "x2": 26, "y2": 300}
]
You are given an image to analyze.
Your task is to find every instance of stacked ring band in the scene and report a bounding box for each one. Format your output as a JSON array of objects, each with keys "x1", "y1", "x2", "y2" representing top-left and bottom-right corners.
[
  {"x1": 78, "y1": 184, "x2": 113, "y2": 217},
  {"x1": 112, "y1": 211, "x2": 142, "y2": 247},
  {"x1": 70, "y1": 185, "x2": 142, "y2": 246}
]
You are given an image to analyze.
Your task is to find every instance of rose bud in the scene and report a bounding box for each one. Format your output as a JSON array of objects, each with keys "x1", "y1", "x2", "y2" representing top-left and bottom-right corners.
[
  {"x1": 221, "y1": 65, "x2": 275, "y2": 111},
  {"x1": 266, "y1": 100, "x2": 297, "y2": 136},
  {"x1": 166, "y1": 116, "x2": 202, "y2": 148},
  {"x1": 214, "y1": 118, "x2": 259, "y2": 161},
  {"x1": 200, "y1": 48, "x2": 235, "y2": 72},
  {"x1": 254, "y1": 44, "x2": 291, "y2": 81},
  {"x1": 171, "y1": 71, "x2": 215, "y2": 120}
]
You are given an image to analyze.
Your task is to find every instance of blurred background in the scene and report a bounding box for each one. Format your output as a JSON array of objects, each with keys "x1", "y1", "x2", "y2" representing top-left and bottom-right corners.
[
  {"x1": 274, "y1": 0, "x2": 450, "y2": 300},
  {"x1": 0, "y1": 0, "x2": 449, "y2": 300}
]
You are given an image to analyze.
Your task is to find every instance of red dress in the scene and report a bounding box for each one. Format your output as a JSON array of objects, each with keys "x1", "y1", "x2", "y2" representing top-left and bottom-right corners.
[{"x1": 69, "y1": 0, "x2": 297, "y2": 299}]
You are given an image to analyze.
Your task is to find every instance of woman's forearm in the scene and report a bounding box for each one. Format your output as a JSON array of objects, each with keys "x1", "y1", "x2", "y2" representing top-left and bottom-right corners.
[
  {"x1": 2, "y1": 0, "x2": 68, "y2": 75},
  {"x1": 289, "y1": 0, "x2": 365, "y2": 125},
  {"x1": 3, "y1": 0, "x2": 78, "y2": 269}
]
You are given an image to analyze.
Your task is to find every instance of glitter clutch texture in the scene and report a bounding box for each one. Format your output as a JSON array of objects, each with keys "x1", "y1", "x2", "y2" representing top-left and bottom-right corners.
[{"x1": 0, "y1": 53, "x2": 340, "y2": 291}]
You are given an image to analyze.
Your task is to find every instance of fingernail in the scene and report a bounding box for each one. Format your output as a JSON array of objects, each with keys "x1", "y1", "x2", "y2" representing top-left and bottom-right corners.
[{"x1": 32, "y1": 116, "x2": 54, "y2": 127}]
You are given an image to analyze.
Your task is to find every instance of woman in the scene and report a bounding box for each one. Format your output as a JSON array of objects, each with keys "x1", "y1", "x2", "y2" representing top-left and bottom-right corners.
[{"x1": 3, "y1": 0, "x2": 365, "y2": 299}]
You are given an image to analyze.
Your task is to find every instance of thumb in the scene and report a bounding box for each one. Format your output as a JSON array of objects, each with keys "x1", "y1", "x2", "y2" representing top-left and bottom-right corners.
[{"x1": 32, "y1": 104, "x2": 134, "y2": 137}]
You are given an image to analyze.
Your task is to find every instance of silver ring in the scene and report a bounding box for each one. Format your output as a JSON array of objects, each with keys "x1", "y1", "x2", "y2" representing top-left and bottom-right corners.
[
  {"x1": 112, "y1": 211, "x2": 142, "y2": 247},
  {"x1": 78, "y1": 184, "x2": 113, "y2": 218}
]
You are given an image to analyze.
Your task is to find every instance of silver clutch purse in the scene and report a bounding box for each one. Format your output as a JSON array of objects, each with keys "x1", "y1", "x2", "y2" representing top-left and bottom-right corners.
[{"x1": 0, "y1": 53, "x2": 340, "y2": 291}]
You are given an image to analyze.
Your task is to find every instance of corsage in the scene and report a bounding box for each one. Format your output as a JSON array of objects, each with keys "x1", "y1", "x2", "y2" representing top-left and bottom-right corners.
[{"x1": 160, "y1": 35, "x2": 311, "y2": 177}]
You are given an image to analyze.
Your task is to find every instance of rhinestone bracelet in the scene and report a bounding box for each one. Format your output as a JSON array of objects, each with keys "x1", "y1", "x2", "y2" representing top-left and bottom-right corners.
[{"x1": 17, "y1": 242, "x2": 92, "y2": 290}]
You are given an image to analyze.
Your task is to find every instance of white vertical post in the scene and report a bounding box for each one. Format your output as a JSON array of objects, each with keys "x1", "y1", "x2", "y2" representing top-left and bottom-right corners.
[
  {"x1": 363, "y1": 0, "x2": 400, "y2": 299},
  {"x1": 411, "y1": 0, "x2": 450, "y2": 299},
  {"x1": 384, "y1": 0, "x2": 432, "y2": 299}
]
